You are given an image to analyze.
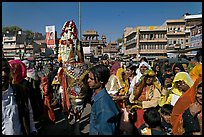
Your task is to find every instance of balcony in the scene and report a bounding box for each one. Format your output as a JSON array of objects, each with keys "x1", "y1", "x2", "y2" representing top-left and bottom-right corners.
[
  {"x1": 125, "y1": 39, "x2": 136, "y2": 46},
  {"x1": 167, "y1": 31, "x2": 185, "y2": 35},
  {"x1": 140, "y1": 49, "x2": 166, "y2": 54},
  {"x1": 140, "y1": 38, "x2": 167, "y2": 43}
]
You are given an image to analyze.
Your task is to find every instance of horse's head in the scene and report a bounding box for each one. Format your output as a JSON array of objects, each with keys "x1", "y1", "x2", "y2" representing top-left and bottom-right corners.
[{"x1": 58, "y1": 20, "x2": 84, "y2": 63}]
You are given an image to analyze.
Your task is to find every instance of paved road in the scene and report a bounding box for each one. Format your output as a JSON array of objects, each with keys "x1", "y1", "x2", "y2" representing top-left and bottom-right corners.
[{"x1": 37, "y1": 103, "x2": 91, "y2": 135}]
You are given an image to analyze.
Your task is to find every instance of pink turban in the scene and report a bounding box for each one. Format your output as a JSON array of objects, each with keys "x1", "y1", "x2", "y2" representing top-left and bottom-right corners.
[{"x1": 8, "y1": 60, "x2": 27, "y2": 84}]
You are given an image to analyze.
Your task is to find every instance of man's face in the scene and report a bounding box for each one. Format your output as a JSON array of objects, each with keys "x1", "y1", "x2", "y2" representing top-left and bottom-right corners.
[
  {"x1": 164, "y1": 77, "x2": 172, "y2": 88},
  {"x1": 103, "y1": 60, "x2": 109, "y2": 66},
  {"x1": 88, "y1": 72, "x2": 101, "y2": 90},
  {"x1": 2, "y1": 61, "x2": 10, "y2": 86},
  {"x1": 196, "y1": 85, "x2": 202, "y2": 105},
  {"x1": 126, "y1": 68, "x2": 132, "y2": 77}
]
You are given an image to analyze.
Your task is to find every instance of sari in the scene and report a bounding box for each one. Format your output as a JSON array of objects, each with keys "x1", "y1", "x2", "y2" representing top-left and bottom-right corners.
[
  {"x1": 113, "y1": 68, "x2": 129, "y2": 108},
  {"x1": 170, "y1": 77, "x2": 202, "y2": 135},
  {"x1": 106, "y1": 62, "x2": 121, "y2": 94},
  {"x1": 165, "y1": 72, "x2": 194, "y2": 105},
  {"x1": 40, "y1": 76, "x2": 55, "y2": 122},
  {"x1": 189, "y1": 63, "x2": 202, "y2": 82},
  {"x1": 130, "y1": 70, "x2": 161, "y2": 128}
]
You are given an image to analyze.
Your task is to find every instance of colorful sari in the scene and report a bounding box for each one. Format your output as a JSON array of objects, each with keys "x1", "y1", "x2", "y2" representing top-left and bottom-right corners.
[
  {"x1": 130, "y1": 70, "x2": 161, "y2": 128},
  {"x1": 189, "y1": 63, "x2": 202, "y2": 82},
  {"x1": 40, "y1": 76, "x2": 55, "y2": 122},
  {"x1": 105, "y1": 62, "x2": 121, "y2": 93},
  {"x1": 165, "y1": 72, "x2": 194, "y2": 105},
  {"x1": 170, "y1": 77, "x2": 202, "y2": 135}
]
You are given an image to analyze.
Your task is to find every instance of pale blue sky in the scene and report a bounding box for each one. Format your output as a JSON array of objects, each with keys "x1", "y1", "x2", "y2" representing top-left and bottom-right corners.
[{"x1": 2, "y1": 2, "x2": 202, "y2": 42}]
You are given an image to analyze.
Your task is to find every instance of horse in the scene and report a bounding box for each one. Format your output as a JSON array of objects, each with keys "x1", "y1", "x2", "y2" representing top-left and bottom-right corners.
[{"x1": 56, "y1": 20, "x2": 91, "y2": 127}]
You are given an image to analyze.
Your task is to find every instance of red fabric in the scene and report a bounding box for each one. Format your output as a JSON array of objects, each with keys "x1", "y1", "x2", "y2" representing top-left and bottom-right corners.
[
  {"x1": 110, "y1": 62, "x2": 121, "y2": 75},
  {"x1": 8, "y1": 60, "x2": 27, "y2": 84},
  {"x1": 58, "y1": 69, "x2": 71, "y2": 112},
  {"x1": 170, "y1": 77, "x2": 202, "y2": 135},
  {"x1": 40, "y1": 76, "x2": 55, "y2": 122},
  {"x1": 134, "y1": 109, "x2": 145, "y2": 129},
  {"x1": 43, "y1": 93, "x2": 55, "y2": 122}
]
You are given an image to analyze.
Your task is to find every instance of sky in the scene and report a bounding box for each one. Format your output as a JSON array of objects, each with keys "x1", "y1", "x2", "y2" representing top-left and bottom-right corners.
[{"x1": 2, "y1": 2, "x2": 202, "y2": 43}]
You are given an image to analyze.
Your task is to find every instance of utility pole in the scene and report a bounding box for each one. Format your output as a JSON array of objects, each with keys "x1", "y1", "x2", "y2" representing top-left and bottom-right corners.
[{"x1": 79, "y1": 2, "x2": 81, "y2": 41}]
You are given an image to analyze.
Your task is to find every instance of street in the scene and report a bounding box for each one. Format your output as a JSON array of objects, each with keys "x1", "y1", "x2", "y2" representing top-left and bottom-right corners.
[{"x1": 37, "y1": 103, "x2": 91, "y2": 135}]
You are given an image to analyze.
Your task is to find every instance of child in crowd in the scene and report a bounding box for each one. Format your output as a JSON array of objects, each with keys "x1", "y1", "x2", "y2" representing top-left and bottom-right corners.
[
  {"x1": 138, "y1": 107, "x2": 167, "y2": 135},
  {"x1": 160, "y1": 104, "x2": 173, "y2": 135}
]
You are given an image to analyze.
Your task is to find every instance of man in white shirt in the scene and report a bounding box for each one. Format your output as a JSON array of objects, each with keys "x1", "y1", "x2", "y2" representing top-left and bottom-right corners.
[{"x1": 2, "y1": 58, "x2": 37, "y2": 135}]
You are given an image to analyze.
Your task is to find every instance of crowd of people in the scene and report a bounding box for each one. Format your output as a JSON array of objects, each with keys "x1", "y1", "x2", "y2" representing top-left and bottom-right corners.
[{"x1": 2, "y1": 49, "x2": 202, "y2": 135}]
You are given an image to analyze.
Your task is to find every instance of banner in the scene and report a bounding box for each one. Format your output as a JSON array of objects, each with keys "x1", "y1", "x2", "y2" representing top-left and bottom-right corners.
[{"x1": 46, "y1": 25, "x2": 56, "y2": 49}]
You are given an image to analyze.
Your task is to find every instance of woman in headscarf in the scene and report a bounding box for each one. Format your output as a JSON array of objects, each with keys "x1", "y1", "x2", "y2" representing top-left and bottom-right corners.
[
  {"x1": 105, "y1": 61, "x2": 121, "y2": 94},
  {"x1": 112, "y1": 67, "x2": 130, "y2": 109},
  {"x1": 128, "y1": 69, "x2": 162, "y2": 129},
  {"x1": 129, "y1": 69, "x2": 161, "y2": 108},
  {"x1": 172, "y1": 63, "x2": 185, "y2": 76},
  {"x1": 165, "y1": 72, "x2": 194, "y2": 106},
  {"x1": 116, "y1": 68, "x2": 129, "y2": 96},
  {"x1": 189, "y1": 52, "x2": 202, "y2": 82},
  {"x1": 128, "y1": 61, "x2": 152, "y2": 100},
  {"x1": 170, "y1": 77, "x2": 202, "y2": 135},
  {"x1": 135, "y1": 61, "x2": 152, "y2": 85}
]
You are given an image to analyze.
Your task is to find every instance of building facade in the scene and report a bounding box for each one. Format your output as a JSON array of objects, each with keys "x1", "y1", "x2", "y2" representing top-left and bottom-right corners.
[
  {"x1": 123, "y1": 13, "x2": 202, "y2": 61},
  {"x1": 81, "y1": 30, "x2": 106, "y2": 61},
  {"x1": 124, "y1": 26, "x2": 167, "y2": 61},
  {"x1": 2, "y1": 30, "x2": 33, "y2": 60}
]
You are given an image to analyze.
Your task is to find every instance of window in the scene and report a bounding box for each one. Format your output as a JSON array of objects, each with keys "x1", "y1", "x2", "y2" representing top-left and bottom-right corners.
[
  {"x1": 150, "y1": 34, "x2": 154, "y2": 40},
  {"x1": 178, "y1": 39, "x2": 181, "y2": 44}
]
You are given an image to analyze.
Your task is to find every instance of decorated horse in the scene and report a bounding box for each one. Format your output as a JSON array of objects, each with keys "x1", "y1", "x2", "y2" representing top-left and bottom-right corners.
[{"x1": 56, "y1": 20, "x2": 90, "y2": 123}]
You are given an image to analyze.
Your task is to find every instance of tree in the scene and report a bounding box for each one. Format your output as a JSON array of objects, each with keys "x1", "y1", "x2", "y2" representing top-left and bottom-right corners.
[
  {"x1": 2, "y1": 26, "x2": 22, "y2": 35},
  {"x1": 116, "y1": 37, "x2": 123, "y2": 43},
  {"x1": 24, "y1": 30, "x2": 34, "y2": 44}
]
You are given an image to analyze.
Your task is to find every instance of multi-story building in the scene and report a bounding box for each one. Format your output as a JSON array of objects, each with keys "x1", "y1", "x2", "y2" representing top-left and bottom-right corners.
[
  {"x1": 184, "y1": 13, "x2": 202, "y2": 48},
  {"x1": 123, "y1": 13, "x2": 202, "y2": 61},
  {"x1": 124, "y1": 26, "x2": 167, "y2": 61},
  {"x1": 165, "y1": 19, "x2": 186, "y2": 58},
  {"x1": 81, "y1": 30, "x2": 106, "y2": 61},
  {"x1": 184, "y1": 14, "x2": 202, "y2": 58},
  {"x1": 103, "y1": 41, "x2": 118, "y2": 60},
  {"x1": 2, "y1": 30, "x2": 33, "y2": 60}
]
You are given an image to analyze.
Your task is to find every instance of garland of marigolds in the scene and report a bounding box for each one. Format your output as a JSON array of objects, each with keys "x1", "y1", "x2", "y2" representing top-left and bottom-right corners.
[{"x1": 58, "y1": 20, "x2": 78, "y2": 63}]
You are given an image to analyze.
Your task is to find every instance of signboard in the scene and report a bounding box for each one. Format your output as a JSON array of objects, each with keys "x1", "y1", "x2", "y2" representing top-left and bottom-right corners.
[
  {"x1": 45, "y1": 25, "x2": 56, "y2": 49},
  {"x1": 190, "y1": 25, "x2": 202, "y2": 48}
]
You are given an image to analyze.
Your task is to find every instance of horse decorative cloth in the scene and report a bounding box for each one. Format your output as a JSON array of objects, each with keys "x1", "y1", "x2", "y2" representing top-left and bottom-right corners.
[{"x1": 57, "y1": 20, "x2": 89, "y2": 122}]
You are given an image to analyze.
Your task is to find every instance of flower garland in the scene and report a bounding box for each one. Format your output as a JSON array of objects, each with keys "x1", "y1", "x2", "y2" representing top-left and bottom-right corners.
[{"x1": 58, "y1": 20, "x2": 78, "y2": 63}]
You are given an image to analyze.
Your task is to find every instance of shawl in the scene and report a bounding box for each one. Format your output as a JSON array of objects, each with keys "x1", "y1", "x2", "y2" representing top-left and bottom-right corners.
[
  {"x1": 170, "y1": 77, "x2": 202, "y2": 135},
  {"x1": 171, "y1": 72, "x2": 194, "y2": 96},
  {"x1": 110, "y1": 61, "x2": 121, "y2": 75},
  {"x1": 134, "y1": 69, "x2": 161, "y2": 100},
  {"x1": 116, "y1": 68, "x2": 129, "y2": 95},
  {"x1": 189, "y1": 63, "x2": 202, "y2": 82},
  {"x1": 135, "y1": 61, "x2": 151, "y2": 84}
]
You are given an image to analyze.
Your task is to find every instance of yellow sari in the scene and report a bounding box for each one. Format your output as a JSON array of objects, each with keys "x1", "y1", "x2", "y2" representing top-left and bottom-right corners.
[
  {"x1": 165, "y1": 72, "x2": 194, "y2": 105},
  {"x1": 189, "y1": 63, "x2": 202, "y2": 82}
]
